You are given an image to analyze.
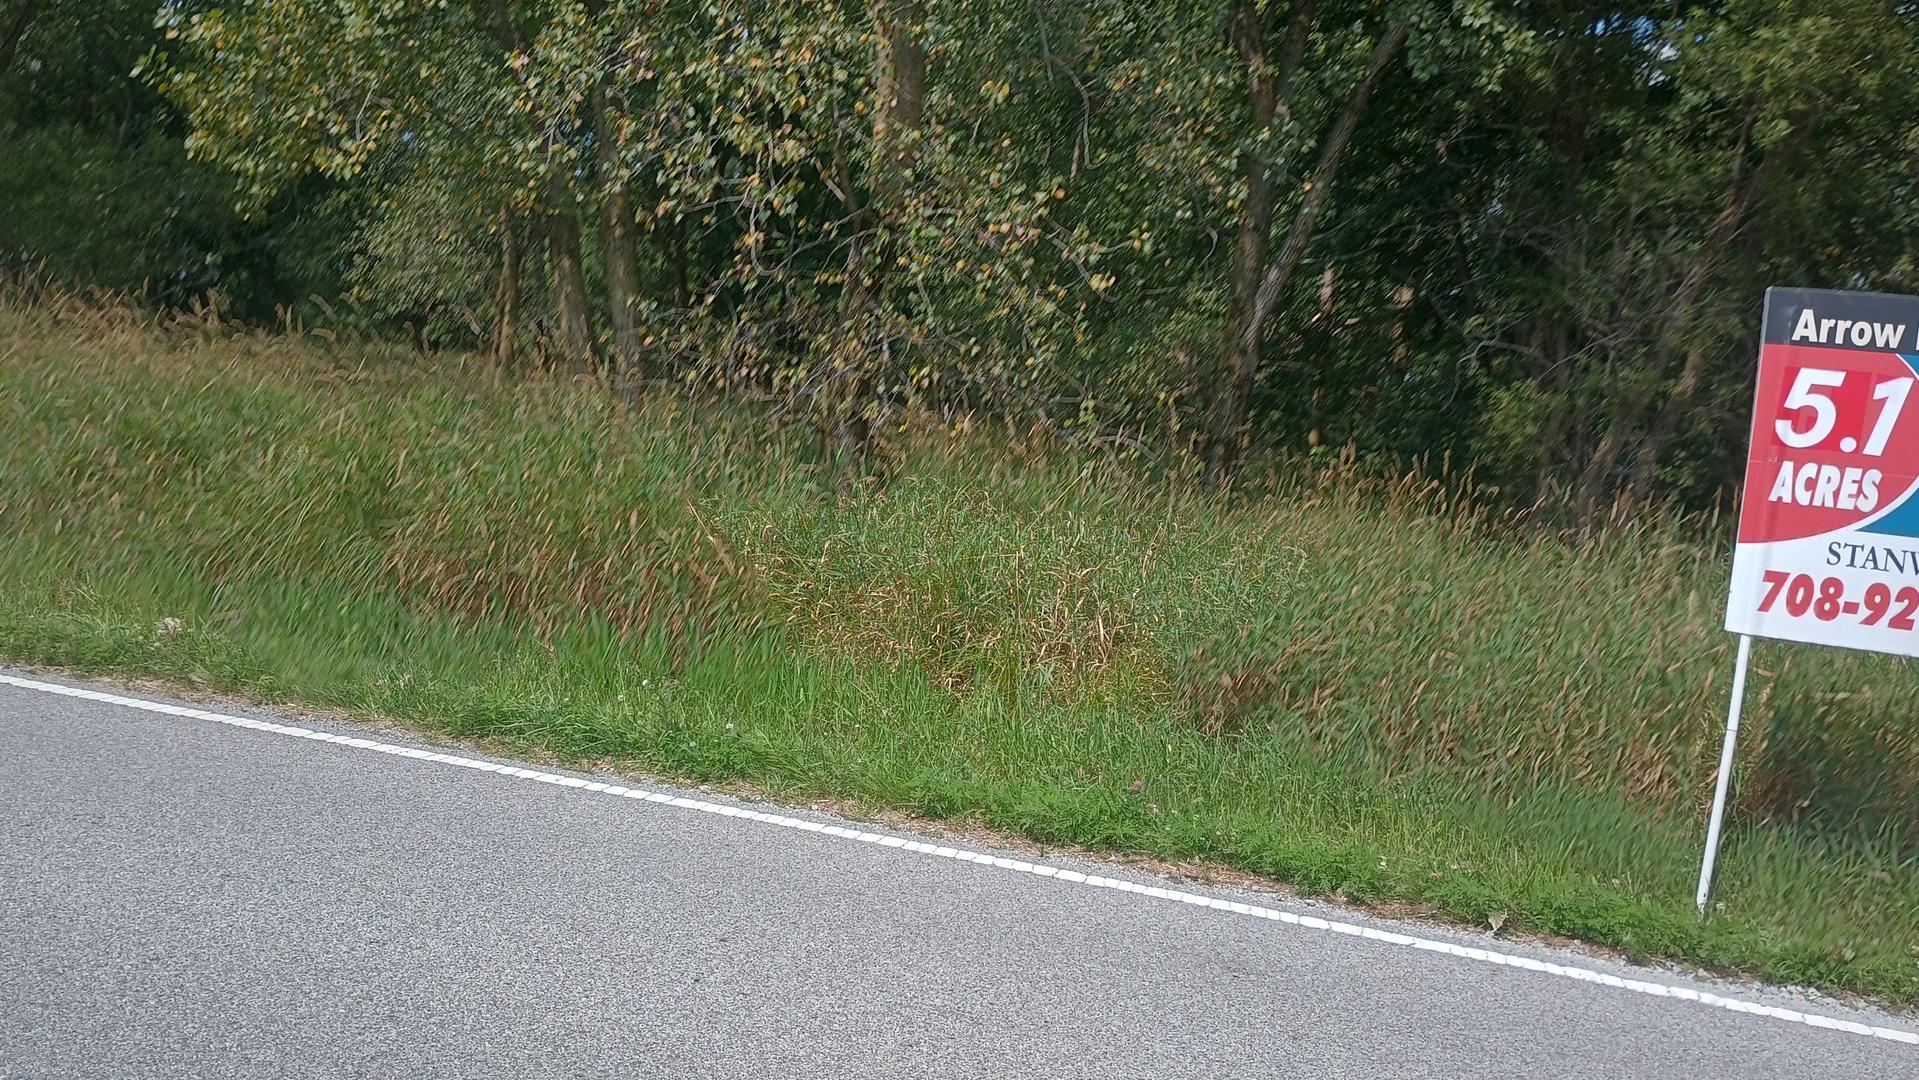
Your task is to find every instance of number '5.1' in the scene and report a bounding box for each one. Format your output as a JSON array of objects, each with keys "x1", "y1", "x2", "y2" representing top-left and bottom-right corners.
[{"x1": 1775, "y1": 368, "x2": 1912, "y2": 455}]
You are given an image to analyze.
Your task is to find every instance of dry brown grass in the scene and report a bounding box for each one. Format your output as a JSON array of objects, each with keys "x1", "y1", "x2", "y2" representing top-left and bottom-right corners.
[{"x1": 8, "y1": 285, "x2": 1919, "y2": 835}]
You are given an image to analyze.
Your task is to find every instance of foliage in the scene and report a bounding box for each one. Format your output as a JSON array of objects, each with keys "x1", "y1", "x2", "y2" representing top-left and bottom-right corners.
[
  {"x1": 0, "y1": 0, "x2": 346, "y2": 315},
  {"x1": 0, "y1": 0, "x2": 1903, "y2": 507},
  {"x1": 0, "y1": 125, "x2": 238, "y2": 303}
]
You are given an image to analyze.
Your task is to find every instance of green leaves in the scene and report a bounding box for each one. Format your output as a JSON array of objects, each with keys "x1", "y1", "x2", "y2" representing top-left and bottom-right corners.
[{"x1": 129, "y1": 0, "x2": 1919, "y2": 508}]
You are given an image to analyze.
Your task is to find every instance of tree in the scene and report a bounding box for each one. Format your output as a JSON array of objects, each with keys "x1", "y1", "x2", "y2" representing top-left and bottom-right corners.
[
  {"x1": 115, "y1": 0, "x2": 1919, "y2": 518},
  {"x1": 0, "y1": 0, "x2": 338, "y2": 310},
  {"x1": 1606, "y1": 0, "x2": 1919, "y2": 517},
  {"x1": 1208, "y1": 2, "x2": 1413, "y2": 477},
  {"x1": 526, "y1": 0, "x2": 1108, "y2": 442},
  {"x1": 156, "y1": 0, "x2": 598, "y2": 369},
  {"x1": 1433, "y1": 0, "x2": 1919, "y2": 519}
]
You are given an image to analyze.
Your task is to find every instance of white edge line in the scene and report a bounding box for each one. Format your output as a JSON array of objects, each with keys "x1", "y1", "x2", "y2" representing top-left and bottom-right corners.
[{"x1": 5, "y1": 671, "x2": 1915, "y2": 1049}]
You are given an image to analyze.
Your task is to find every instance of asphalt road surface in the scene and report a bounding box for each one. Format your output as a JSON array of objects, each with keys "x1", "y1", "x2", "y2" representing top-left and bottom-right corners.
[{"x1": 4, "y1": 671, "x2": 1916, "y2": 1079}]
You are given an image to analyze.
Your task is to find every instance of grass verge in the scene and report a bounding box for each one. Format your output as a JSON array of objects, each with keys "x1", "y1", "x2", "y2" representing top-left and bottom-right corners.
[{"x1": 3, "y1": 299, "x2": 1918, "y2": 1006}]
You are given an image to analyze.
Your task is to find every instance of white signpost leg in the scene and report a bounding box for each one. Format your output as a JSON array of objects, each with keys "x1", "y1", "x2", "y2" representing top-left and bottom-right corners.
[{"x1": 1695, "y1": 634, "x2": 1754, "y2": 916}]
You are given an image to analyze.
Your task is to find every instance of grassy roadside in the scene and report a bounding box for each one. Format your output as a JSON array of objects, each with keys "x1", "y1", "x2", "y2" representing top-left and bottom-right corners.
[{"x1": 4, "y1": 300, "x2": 1919, "y2": 1005}]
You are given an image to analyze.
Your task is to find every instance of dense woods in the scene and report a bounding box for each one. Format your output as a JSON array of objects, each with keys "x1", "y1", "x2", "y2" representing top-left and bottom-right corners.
[{"x1": 8, "y1": 1, "x2": 1919, "y2": 513}]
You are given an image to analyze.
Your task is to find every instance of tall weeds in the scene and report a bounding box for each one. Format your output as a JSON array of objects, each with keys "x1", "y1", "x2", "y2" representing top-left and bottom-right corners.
[{"x1": 5, "y1": 292, "x2": 1919, "y2": 838}]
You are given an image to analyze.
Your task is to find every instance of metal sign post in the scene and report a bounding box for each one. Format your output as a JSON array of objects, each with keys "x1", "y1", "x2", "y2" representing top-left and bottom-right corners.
[{"x1": 1694, "y1": 634, "x2": 1752, "y2": 915}]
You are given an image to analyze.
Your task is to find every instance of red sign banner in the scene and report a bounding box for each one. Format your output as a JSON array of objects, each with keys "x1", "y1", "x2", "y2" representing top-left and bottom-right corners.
[{"x1": 1727, "y1": 287, "x2": 1919, "y2": 655}]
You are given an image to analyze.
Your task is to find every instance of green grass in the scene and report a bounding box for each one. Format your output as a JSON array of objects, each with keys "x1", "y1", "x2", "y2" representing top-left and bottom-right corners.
[{"x1": 4, "y1": 298, "x2": 1919, "y2": 1006}]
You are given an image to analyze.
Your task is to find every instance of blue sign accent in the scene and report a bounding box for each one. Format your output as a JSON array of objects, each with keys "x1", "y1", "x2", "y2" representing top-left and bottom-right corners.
[{"x1": 1856, "y1": 354, "x2": 1919, "y2": 538}]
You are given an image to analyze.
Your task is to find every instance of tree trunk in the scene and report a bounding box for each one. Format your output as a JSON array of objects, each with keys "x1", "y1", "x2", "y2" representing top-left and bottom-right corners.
[
  {"x1": 1572, "y1": 396, "x2": 1643, "y2": 526},
  {"x1": 1530, "y1": 96, "x2": 1589, "y2": 508},
  {"x1": 583, "y1": 0, "x2": 645, "y2": 398},
  {"x1": 487, "y1": 0, "x2": 596, "y2": 375},
  {"x1": 593, "y1": 86, "x2": 645, "y2": 398},
  {"x1": 492, "y1": 209, "x2": 521, "y2": 372},
  {"x1": 825, "y1": 0, "x2": 927, "y2": 473},
  {"x1": 1209, "y1": 17, "x2": 1409, "y2": 479},
  {"x1": 1533, "y1": 320, "x2": 1571, "y2": 505},
  {"x1": 546, "y1": 206, "x2": 598, "y2": 375},
  {"x1": 1211, "y1": 0, "x2": 1314, "y2": 472},
  {"x1": 1614, "y1": 111, "x2": 1817, "y2": 512},
  {"x1": 872, "y1": 0, "x2": 928, "y2": 204},
  {"x1": 843, "y1": 0, "x2": 926, "y2": 306},
  {"x1": 601, "y1": 183, "x2": 644, "y2": 395}
]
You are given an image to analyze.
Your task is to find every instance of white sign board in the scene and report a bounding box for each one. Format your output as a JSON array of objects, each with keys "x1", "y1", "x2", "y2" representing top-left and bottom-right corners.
[{"x1": 1726, "y1": 287, "x2": 1919, "y2": 657}]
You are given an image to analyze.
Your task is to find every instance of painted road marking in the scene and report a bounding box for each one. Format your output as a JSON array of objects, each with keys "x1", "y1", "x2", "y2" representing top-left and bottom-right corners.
[{"x1": 3, "y1": 671, "x2": 1915, "y2": 1048}]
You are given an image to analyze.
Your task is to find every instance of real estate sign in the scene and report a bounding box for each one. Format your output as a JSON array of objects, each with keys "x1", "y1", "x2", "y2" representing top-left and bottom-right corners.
[{"x1": 1727, "y1": 287, "x2": 1919, "y2": 656}]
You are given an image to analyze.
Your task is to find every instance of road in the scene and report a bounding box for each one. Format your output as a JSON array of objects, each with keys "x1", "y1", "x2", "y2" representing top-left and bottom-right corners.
[{"x1": 2, "y1": 671, "x2": 1915, "y2": 1078}]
